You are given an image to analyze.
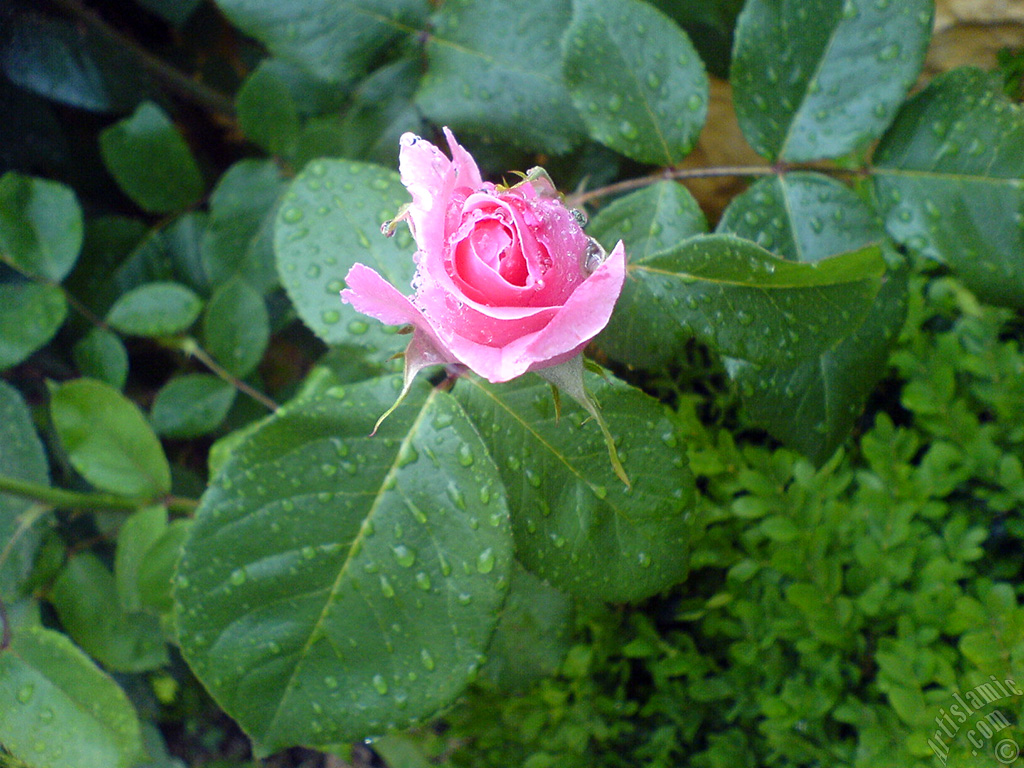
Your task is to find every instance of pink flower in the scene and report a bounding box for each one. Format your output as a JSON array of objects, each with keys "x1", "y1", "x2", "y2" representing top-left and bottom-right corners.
[{"x1": 340, "y1": 129, "x2": 626, "y2": 387}]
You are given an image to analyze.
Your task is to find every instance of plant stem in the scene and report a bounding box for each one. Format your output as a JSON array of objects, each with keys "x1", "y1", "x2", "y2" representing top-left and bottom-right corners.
[
  {"x1": 0, "y1": 474, "x2": 198, "y2": 514},
  {"x1": 182, "y1": 338, "x2": 280, "y2": 412},
  {"x1": 567, "y1": 162, "x2": 865, "y2": 207},
  {"x1": 47, "y1": 0, "x2": 236, "y2": 119}
]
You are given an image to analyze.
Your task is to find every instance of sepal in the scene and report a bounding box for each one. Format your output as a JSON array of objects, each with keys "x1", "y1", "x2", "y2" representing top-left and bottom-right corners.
[{"x1": 535, "y1": 355, "x2": 630, "y2": 487}]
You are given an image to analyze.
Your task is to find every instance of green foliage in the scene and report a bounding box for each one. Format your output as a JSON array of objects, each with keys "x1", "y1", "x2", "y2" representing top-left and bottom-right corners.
[
  {"x1": 176, "y1": 377, "x2": 513, "y2": 751},
  {"x1": 2, "y1": 1, "x2": 1023, "y2": 766},
  {"x1": 274, "y1": 159, "x2": 414, "y2": 358},
  {"x1": 873, "y1": 67, "x2": 1024, "y2": 308},
  {"x1": 49, "y1": 379, "x2": 171, "y2": 498},
  {"x1": 0, "y1": 382, "x2": 49, "y2": 602},
  {"x1": 0, "y1": 626, "x2": 145, "y2": 768},
  {"x1": 98, "y1": 103, "x2": 203, "y2": 214},
  {"x1": 453, "y1": 371, "x2": 694, "y2": 602},
  {"x1": 418, "y1": 0, "x2": 585, "y2": 154},
  {"x1": 732, "y1": 0, "x2": 933, "y2": 161},
  {"x1": 0, "y1": 173, "x2": 82, "y2": 282},
  {"x1": 562, "y1": 0, "x2": 708, "y2": 165}
]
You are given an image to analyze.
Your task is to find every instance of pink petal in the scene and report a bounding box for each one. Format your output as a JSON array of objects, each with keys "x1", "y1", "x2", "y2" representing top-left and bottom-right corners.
[
  {"x1": 340, "y1": 263, "x2": 450, "y2": 359},
  {"x1": 442, "y1": 127, "x2": 484, "y2": 190},
  {"x1": 521, "y1": 240, "x2": 626, "y2": 365}
]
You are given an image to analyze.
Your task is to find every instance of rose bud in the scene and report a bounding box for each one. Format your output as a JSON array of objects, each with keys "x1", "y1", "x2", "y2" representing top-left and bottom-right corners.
[{"x1": 341, "y1": 129, "x2": 628, "y2": 483}]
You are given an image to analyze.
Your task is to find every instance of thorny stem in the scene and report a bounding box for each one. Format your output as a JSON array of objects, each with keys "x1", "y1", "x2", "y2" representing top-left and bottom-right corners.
[
  {"x1": 46, "y1": 0, "x2": 236, "y2": 119},
  {"x1": 0, "y1": 474, "x2": 198, "y2": 514},
  {"x1": 566, "y1": 162, "x2": 866, "y2": 207}
]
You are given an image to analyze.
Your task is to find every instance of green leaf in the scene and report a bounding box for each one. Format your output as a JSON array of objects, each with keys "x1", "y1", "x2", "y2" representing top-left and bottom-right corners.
[
  {"x1": 66, "y1": 216, "x2": 148, "y2": 319},
  {"x1": 0, "y1": 625, "x2": 145, "y2": 768},
  {"x1": 236, "y1": 64, "x2": 301, "y2": 157},
  {"x1": 648, "y1": 0, "x2": 744, "y2": 79},
  {"x1": 99, "y1": 102, "x2": 203, "y2": 214},
  {"x1": 731, "y1": 0, "x2": 933, "y2": 161},
  {"x1": 202, "y1": 159, "x2": 286, "y2": 294},
  {"x1": 150, "y1": 374, "x2": 237, "y2": 439},
  {"x1": 588, "y1": 181, "x2": 708, "y2": 368},
  {"x1": 416, "y1": 0, "x2": 584, "y2": 154},
  {"x1": 175, "y1": 376, "x2": 513, "y2": 750},
  {"x1": 0, "y1": 381, "x2": 50, "y2": 602},
  {"x1": 73, "y1": 328, "x2": 128, "y2": 390},
  {"x1": 480, "y1": 563, "x2": 572, "y2": 692},
  {"x1": 453, "y1": 370, "x2": 695, "y2": 602},
  {"x1": 212, "y1": 0, "x2": 428, "y2": 84},
  {"x1": 202, "y1": 279, "x2": 270, "y2": 378},
  {"x1": 137, "y1": 519, "x2": 192, "y2": 615},
  {"x1": 112, "y1": 214, "x2": 210, "y2": 298},
  {"x1": 337, "y1": 58, "x2": 423, "y2": 167},
  {"x1": 114, "y1": 506, "x2": 168, "y2": 613},
  {"x1": 562, "y1": 0, "x2": 708, "y2": 165},
  {"x1": 50, "y1": 378, "x2": 171, "y2": 497},
  {"x1": 0, "y1": 172, "x2": 83, "y2": 281},
  {"x1": 0, "y1": 282, "x2": 67, "y2": 370},
  {"x1": 718, "y1": 173, "x2": 908, "y2": 463},
  {"x1": 628, "y1": 234, "x2": 885, "y2": 366},
  {"x1": 106, "y1": 281, "x2": 202, "y2": 337},
  {"x1": 0, "y1": 9, "x2": 153, "y2": 112},
  {"x1": 50, "y1": 553, "x2": 168, "y2": 673},
  {"x1": 873, "y1": 67, "x2": 1024, "y2": 308},
  {"x1": 275, "y1": 159, "x2": 415, "y2": 359}
]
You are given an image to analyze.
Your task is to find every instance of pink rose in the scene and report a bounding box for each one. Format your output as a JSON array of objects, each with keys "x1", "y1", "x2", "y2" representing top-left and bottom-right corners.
[{"x1": 340, "y1": 128, "x2": 625, "y2": 385}]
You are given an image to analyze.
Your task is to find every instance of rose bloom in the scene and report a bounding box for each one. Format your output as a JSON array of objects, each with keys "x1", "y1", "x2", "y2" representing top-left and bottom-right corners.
[{"x1": 340, "y1": 129, "x2": 625, "y2": 385}]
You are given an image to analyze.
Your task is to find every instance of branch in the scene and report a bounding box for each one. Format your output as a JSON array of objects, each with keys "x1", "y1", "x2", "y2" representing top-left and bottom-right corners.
[
  {"x1": 180, "y1": 337, "x2": 280, "y2": 412},
  {"x1": 0, "y1": 474, "x2": 198, "y2": 514},
  {"x1": 567, "y1": 162, "x2": 866, "y2": 207},
  {"x1": 46, "y1": 0, "x2": 237, "y2": 119}
]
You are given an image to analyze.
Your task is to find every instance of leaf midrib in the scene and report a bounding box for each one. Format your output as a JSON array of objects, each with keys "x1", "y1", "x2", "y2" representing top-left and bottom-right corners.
[{"x1": 260, "y1": 388, "x2": 438, "y2": 743}]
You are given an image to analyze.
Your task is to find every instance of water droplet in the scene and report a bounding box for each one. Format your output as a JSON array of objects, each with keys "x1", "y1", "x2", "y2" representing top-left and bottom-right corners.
[
  {"x1": 525, "y1": 468, "x2": 542, "y2": 488},
  {"x1": 420, "y1": 648, "x2": 436, "y2": 670},
  {"x1": 17, "y1": 684, "x2": 34, "y2": 704},
  {"x1": 372, "y1": 674, "x2": 389, "y2": 694},
  {"x1": 324, "y1": 675, "x2": 338, "y2": 689},
  {"x1": 397, "y1": 445, "x2": 418, "y2": 468},
  {"x1": 392, "y1": 545, "x2": 416, "y2": 568},
  {"x1": 230, "y1": 568, "x2": 246, "y2": 586},
  {"x1": 592, "y1": 485, "x2": 608, "y2": 499},
  {"x1": 447, "y1": 483, "x2": 467, "y2": 510},
  {"x1": 348, "y1": 320, "x2": 369, "y2": 335},
  {"x1": 415, "y1": 572, "x2": 432, "y2": 591},
  {"x1": 457, "y1": 444, "x2": 474, "y2": 466},
  {"x1": 476, "y1": 548, "x2": 496, "y2": 574},
  {"x1": 618, "y1": 120, "x2": 639, "y2": 140},
  {"x1": 379, "y1": 575, "x2": 395, "y2": 598},
  {"x1": 321, "y1": 309, "x2": 340, "y2": 325},
  {"x1": 302, "y1": 545, "x2": 317, "y2": 560},
  {"x1": 607, "y1": 94, "x2": 623, "y2": 112},
  {"x1": 581, "y1": 237, "x2": 607, "y2": 275},
  {"x1": 877, "y1": 43, "x2": 900, "y2": 62},
  {"x1": 638, "y1": 552, "x2": 652, "y2": 568},
  {"x1": 282, "y1": 207, "x2": 304, "y2": 224}
]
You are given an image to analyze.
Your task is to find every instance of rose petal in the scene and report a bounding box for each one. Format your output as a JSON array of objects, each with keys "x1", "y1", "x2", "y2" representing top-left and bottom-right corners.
[
  {"x1": 442, "y1": 127, "x2": 484, "y2": 191},
  {"x1": 521, "y1": 239, "x2": 626, "y2": 365},
  {"x1": 340, "y1": 263, "x2": 450, "y2": 359}
]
